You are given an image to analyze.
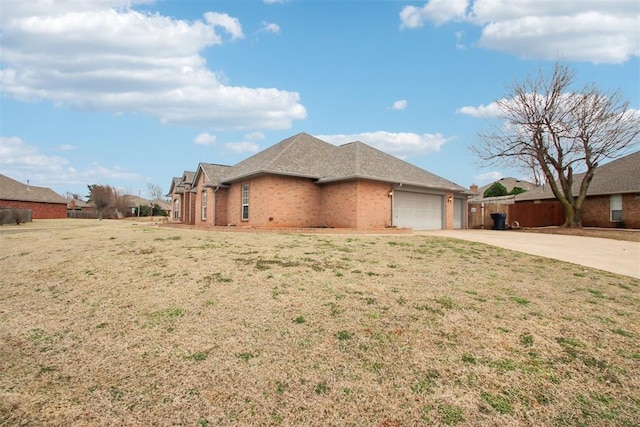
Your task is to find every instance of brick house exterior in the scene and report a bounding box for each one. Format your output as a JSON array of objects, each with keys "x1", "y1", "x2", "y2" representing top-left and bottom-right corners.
[
  {"x1": 0, "y1": 174, "x2": 68, "y2": 219},
  {"x1": 168, "y1": 133, "x2": 470, "y2": 230},
  {"x1": 167, "y1": 172, "x2": 195, "y2": 224},
  {"x1": 514, "y1": 151, "x2": 640, "y2": 228}
]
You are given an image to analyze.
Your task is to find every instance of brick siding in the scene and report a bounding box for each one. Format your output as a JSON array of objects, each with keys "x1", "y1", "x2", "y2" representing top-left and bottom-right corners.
[
  {"x1": 582, "y1": 194, "x2": 640, "y2": 229},
  {"x1": 183, "y1": 174, "x2": 464, "y2": 230},
  {"x1": 0, "y1": 200, "x2": 67, "y2": 219}
]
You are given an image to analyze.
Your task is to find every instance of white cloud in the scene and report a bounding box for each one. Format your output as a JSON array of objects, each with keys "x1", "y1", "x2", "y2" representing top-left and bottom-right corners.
[
  {"x1": 0, "y1": 1, "x2": 306, "y2": 130},
  {"x1": 456, "y1": 102, "x2": 501, "y2": 118},
  {"x1": 59, "y1": 144, "x2": 78, "y2": 151},
  {"x1": 0, "y1": 135, "x2": 142, "y2": 189},
  {"x1": 317, "y1": 131, "x2": 450, "y2": 157},
  {"x1": 225, "y1": 141, "x2": 261, "y2": 154},
  {"x1": 194, "y1": 133, "x2": 217, "y2": 146},
  {"x1": 261, "y1": 22, "x2": 281, "y2": 34},
  {"x1": 204, "y1": 12, "x2": 244, "y2": 41},
  {"x1": 0, "y1": 136, "x2": 69, "y2": 171},
  {"x1": 474, "y1": 171, "x2": 503, "y2": 184},
  {"x1": 400, "y1": 0, "x2": 640, "y2": 63},
  {"x1": 244, "y1": 131, "x2": 265, "y2": 141},
  {"x1": 391, "y1": 99, "x2": 408, "y2": 110},
  {"x1": 400, "y1": 0, "x2": 468, "y2": 28},
  {"x1": 263, "y1": 0, "x2": 288, "y2": 4}
]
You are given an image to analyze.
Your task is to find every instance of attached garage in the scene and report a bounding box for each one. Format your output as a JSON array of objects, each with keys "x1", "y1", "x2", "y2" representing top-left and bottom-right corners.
[{"x1": 393, "y1": 190, "x2": 443, "y2": 230}]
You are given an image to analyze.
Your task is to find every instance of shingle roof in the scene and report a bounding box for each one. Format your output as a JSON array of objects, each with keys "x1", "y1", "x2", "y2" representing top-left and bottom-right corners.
[
  {"x1": 222, "y1": 133, "x2": 337, "y2": 182},
  {"x1": 319, "y1": 141, "x2": 467, "y2": 191},
  {"x1": 516, "y1": 151, "x2": 640, "y2": 201},
  {"x1": 469, "y1": 177, "x2": 538, "y2": 202},
  {"x1": 166, "y1": 177, "x2": 181, "y2": 196},
  {"x1": 219, "y1": 133, "x2": 469, "y2": 193},
  {"x1": 0, "y1": 174, "x2": 67, "y2": 204},
  {"x1": 196, "y1": 163, "x2": 232, "y2": 186},
  {"x1": 182, "y1": 171, "x2": 195, "y2": 184},
  {"x1": 170, "y1": 171, "x2": 196, "y2": 194}
]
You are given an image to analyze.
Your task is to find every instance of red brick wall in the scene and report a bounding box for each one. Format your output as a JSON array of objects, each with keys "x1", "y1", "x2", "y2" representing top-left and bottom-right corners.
[
  {"x1": 0, "y1": 200, "x2": 66, "y2": 219},
  {"x1": 355, "y1": 181, "x2": 393, "y2": 229},
  {"x1": 582, "y1": 194, "x2": 640, "y2": 229},
  {"x1": 214, "y1": 188, "x2": 228, "y2": 226},
  {"x1": 219, "y1": 175, "x2": 455, "y2": 230},
  {"x1": 193, "y1": 174, "x2": 212, "y2": 226},
  {"x1": 167, "y1": 186, "x2": 188, "y2": 224},
  {"x1": 226, "y1": 175, "x2": 322, "y2": 227},
  {"x1": 320, "y1": 181, "x2": 358, "y2": 228},
  {"x1": 444, "y1": 191, "x2": 454, "y2": 230}
]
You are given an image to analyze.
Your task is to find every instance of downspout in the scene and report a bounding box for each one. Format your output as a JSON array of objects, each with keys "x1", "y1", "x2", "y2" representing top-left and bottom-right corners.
[
  {"x1": 390, "y1": 183, "x2": 403, "y2": 227},
  {"x1": 213, "y1": 186, "x2": 219, "y2": 226}
]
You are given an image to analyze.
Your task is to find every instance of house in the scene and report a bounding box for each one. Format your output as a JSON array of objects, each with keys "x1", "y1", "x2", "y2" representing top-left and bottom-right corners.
[
  {"x1": 467, "y1": 178, "x2": 538, "y2": 228},
  {"x1": 167, "y1": 172, "x2": 195, "y2": 223},
  {"x1": 67, "y1": 197, "x2": 97, "y2": 219},
  {"x1": 469, "y1": 177, "x2": 538, "y2": 201},
  {"x1": 513, "y1": 151, "x2": 640, "y2": 228},
  {"x1": 0, "y1": 173, "x2": 68, "y2": 219},
  {"x1": 168, "y1": 133, "x2": 471, "y2": 230},
  {"x1": 67, "y1": 197, "x2": 96, "y2": 212}
]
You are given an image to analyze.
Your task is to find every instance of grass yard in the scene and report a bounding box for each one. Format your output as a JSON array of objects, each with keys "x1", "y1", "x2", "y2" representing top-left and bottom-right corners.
[{"x1": 1, "y1": 220, "x2": 638, "y2": 426}]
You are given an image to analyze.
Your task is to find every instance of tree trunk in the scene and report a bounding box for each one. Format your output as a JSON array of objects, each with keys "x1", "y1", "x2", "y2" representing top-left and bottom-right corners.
[{"x1": 560, "y1": 200, "x2": 580, "y2": 228}]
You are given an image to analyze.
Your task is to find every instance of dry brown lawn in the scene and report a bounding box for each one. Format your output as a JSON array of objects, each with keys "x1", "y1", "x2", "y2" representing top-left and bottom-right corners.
[{"x1": 1, "y1": 219, "x2": 638, "y2": 426}]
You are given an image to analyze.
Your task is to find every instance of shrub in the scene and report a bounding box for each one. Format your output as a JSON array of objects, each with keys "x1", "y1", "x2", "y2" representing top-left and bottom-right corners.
[
  {"x1": 483, "y1": 182, "x2": 508, "y2": 198},
  {"x1": 13, "y1": 209, "x2": 25, "y2": 225}
]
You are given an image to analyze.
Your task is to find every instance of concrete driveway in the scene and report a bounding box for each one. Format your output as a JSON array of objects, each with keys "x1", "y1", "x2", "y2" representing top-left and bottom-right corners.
[{"x1": 417, "y1": 229, "x2": 640, "y2": 279}]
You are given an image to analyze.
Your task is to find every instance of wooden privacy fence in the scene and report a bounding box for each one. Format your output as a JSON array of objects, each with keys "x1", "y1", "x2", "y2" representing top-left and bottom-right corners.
[
  {"x1": 508, "y1": 202, "x2": 564, "y2": 228},
  {"x1": 468, "y1": 202, "x2": 509, "y2": 229},
  {"x1": 469, "y1": 201, "x2": 565, "y2": 228}
]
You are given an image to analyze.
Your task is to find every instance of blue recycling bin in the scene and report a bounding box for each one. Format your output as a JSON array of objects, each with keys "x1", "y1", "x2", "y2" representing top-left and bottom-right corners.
[{"x1": 490, "y1": 213, "x2": 507, "y2": 230}]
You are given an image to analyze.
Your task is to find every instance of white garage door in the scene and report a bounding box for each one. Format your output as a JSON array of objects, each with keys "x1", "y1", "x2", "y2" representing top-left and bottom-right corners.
[{"x1": 393, "y1": 191, "x2": 443, "y2": 230}]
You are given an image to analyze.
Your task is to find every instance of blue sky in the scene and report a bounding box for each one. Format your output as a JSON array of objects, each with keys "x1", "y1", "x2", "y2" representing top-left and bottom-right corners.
[{"x1": 1, "y1": 0, "x2": 639, "y2": 199}]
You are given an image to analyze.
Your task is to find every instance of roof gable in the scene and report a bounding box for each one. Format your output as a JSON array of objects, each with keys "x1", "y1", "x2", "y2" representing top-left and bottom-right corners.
[
  {"x1": 0, "y1": 174, "x2": 67, "y2": 204},
  {"x1": 222, "y1": 133, "x2": 338, "y2": 182},
  {"x1": 320, "y1": 141, "x2": 467, "y2": 191},
  {"x1": 194, "y1": 163, "x2": 232, "y2": 186}
]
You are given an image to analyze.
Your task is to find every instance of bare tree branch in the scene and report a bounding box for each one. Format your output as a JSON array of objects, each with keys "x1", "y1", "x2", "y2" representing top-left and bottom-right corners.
[{"x1": 470, "y1": 63, "x2": 640, "y2": 227}]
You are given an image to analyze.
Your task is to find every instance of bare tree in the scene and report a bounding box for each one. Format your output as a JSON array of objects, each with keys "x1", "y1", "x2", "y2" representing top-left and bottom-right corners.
[
  {"x1": 471, "y1": 64, "x2": 640, "y2": 227},
  {"x1": 87, "y1": 184, "x2": 115, "y2": 219},
  {"x1": 113, "y1": 187, "x2": 132, "y2": 217},
  {"x1": 147, "y1": 182, "x2": 164, "y2": 201}
]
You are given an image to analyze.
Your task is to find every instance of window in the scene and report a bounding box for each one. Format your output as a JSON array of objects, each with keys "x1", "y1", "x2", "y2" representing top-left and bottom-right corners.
[
  {"x1": 241, "y1": 184, "x2": 249, "y2": 221},
  {"x1": 201, "y1": 189, "x2": 207, "y2": 220},
  {"x1": 610, "y1": 194, "x2": 622, "y2": 222},
  {"x1": 173, "y1": 199, "x2": 180, "y2": 220}
]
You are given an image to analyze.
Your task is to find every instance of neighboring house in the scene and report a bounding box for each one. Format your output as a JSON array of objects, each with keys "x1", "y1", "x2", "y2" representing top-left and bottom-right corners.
[
  {"x1": 467, "y1": 178, "x2": 538, "y2": 228},
  {"x1": 167, "y1": 172, "x2": 196, "y2": 223},
  {"x1": 469, "y1": 177, "x2": 538, "y2": 202},
  {"x1": 0, "y1": 173, "x2": 67, "y2": 219},
  {"x1": 150, "y1": 199, "x2": 171, "y2": 216},
  {"x1": 67, "y1": 197, "x2": 96, "y2": 212},
  {"x1": 67, "y1": 197, "x2": 97, "y2": 219},
  {"x1": 514, "y1": 151, "x2": 640, "y2": 228},
  {"x1": 168, "y1": 133, "x2": 471, "y2": 230}
]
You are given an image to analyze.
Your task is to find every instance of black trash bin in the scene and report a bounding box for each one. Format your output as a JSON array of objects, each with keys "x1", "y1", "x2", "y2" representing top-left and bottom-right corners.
[{"x1": 490, "y1": 212, "x2": 507, "y2": 230}]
